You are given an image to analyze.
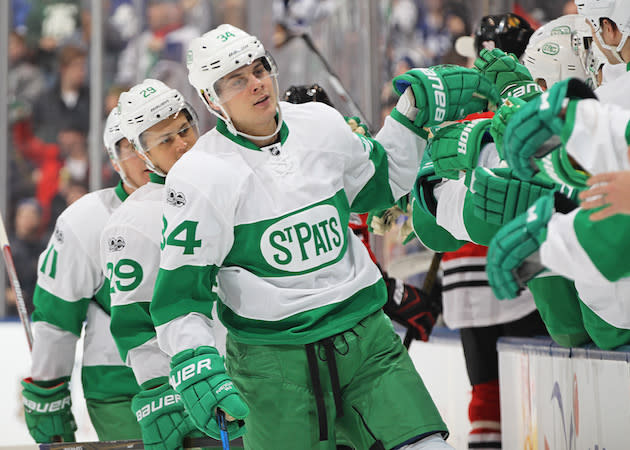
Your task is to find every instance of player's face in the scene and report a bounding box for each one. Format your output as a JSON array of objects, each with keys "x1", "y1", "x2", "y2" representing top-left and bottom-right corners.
[
  {"x1": 141, "y1": 112, "x2": 198, "y2": 174},
  {"x1": 116, "y1": 138, "x2": 151, "y2": 190},
  {"x1": 218, "y1": 60, "x2": 278, "y2": 137}
]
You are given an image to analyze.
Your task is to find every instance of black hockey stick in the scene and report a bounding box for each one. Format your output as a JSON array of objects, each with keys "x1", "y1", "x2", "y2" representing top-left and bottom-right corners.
[
  {"x1": 39, "y1": 436, "x2": 245, "y2": 450},
  {"x1": 0, "y1": 213, "x2": 34, "y2": 350},
  {"x1": 297, "y1": 33, "x2": 374, "y2": 131},
  {"x1": 403, "y1": 252, "x2": 443, "y2": 349}
]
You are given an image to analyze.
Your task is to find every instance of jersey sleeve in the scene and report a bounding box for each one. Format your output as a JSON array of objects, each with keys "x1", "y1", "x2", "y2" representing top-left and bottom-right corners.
[
  {"x1": 102, "y1": 223, "x2": 170, "y2": 386},
  {"x1": 31, "y1": 216, "x2": 100, "y2": 381},
  {"x1": 151, "y1": 167, "x2": 229, "y2": 357},
  {"x1": 562, "y1": 99, "x2": 630, "y2": 174},
  {"x1": 433, "y1": 177, "x2": 500, "y2": 246},
  {"x1": 333, "y1": 110, "x2": 426, "y2": 213},
  {"x1": 540, "y1": 208, "x2": 630, "y2": 283}
]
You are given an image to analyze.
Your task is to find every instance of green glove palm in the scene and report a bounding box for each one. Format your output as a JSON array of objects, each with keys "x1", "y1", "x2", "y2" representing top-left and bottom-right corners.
[
  {"x1": 21, "y1": 378, "x2": 77, "y2": 443},
  {"x1": 486, "y1": 194, "x2": 554, "y2": 299},
  {"x1": 391, "y1": 65, "x2": 501, "y2": 136},
  {"x1": 170, "y1": 346, "x2": 248, "y2": 441},
  {"x1": 471, "y1": 167, "x2": 556, "y2": 225},
  {"x1": 429, "y1": 118, "x2": 492, "y2": 180},
  {"x1": 132, "y1": 381, "x2": 198, "y2": 450},
  {"x1": 503, "y1": 78, "x2": 596, "y2": 180},
  {"x1": 473, "y1": 48, "x2": 542, "y2": 101}
]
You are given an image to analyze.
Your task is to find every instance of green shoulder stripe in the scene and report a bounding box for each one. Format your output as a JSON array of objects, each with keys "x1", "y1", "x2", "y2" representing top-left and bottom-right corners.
[
  {"x1": 32, "y1": 285, "x2": 91, "y2": 336},
  {"x1": 110, "y1": 302, "x2": 156, "y2": 362},
  {"x1": 151, "y1": 264, "x2": 218, "y2": 327},
  {"x1": 350, "y1": 134, "x2": 395, "y2": 213}
]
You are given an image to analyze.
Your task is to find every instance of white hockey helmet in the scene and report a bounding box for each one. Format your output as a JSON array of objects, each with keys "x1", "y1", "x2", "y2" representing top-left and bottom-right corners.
[
  {"x1": 576, "y1": 0, "x2": 630, "y2": 63},
  {"x1": 186, "y1": 24, "x2": 282, "y2": 141},
  {"x1": 103, "y1": 108, "x2": 138, "y2": 189},
  {"x1": 524, "y1": 15, "x2": 594, "y2": 88},
  {"x1": 118, "y1": 78, "x2": 198, "y2": 176}
]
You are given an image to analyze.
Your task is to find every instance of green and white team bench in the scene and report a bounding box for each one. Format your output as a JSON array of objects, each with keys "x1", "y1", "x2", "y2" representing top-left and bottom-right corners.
[{"x1": 38, "y1": 436, "x2": 244, "y2": 449}]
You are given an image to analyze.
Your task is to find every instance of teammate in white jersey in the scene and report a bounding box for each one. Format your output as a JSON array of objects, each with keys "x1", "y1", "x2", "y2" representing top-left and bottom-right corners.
[
  {"x1": 21, "y1": 108, "x2": 150, "y2": 443},
  {"x1": 101, "y1": 79, "x2": 217, "y2": 450},
  {"x1": 150, "y1": 24, "x2": 500, "y2": 450}
]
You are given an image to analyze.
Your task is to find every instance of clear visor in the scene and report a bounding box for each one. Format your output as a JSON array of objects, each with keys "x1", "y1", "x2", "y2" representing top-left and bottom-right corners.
[
  {"x1": 114, "y1": 138, "x2": 138, "y2": 162},
  {"x1": 139, "y1": 107, "x2": 199, "y2": 155},
  {"x1": 212, "y1": 53, "x2": 278, "y2": 104}
]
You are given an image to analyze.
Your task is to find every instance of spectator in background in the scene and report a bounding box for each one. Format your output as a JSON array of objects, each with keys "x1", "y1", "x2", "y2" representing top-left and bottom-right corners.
[
  {"x1": 32, "y1": 44, "x2": 90, "y2": 143},
  {"x1": 8, "y1": 30, "x2": 46, "y2": 122},
  {"x1": 24, "y1": 0, "x2": 83, "y2": 77},
  {"x1": 5, "y1": 198, "x2": 47, "y2": 317},
  {"x1": 115, "y1": 0, "x2": 199, "y2": 86}
]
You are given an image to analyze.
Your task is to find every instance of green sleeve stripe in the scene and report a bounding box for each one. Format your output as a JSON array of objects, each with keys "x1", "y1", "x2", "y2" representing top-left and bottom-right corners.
[
  {"x1": 561, "y1": 99, "x2": 579, "y2": 144},
  {"x1": 93, "y1": 280, "x2": 112, "y2": 315},
  {"x1": 462, "y1": 191, "x2": 501, "y2": 246},
  {"x1": 151, "y1": 264, "x2": 218, "y2": 327},
  {"x1": 350, "y1": 135, "x2": 396, "y2": 212},
  {"x1": 81, "y1": 365, "x2": 139, "y2": 400},
  {"x1": 32, "y1": 285, "x2": 90, "y2": 336},
  {"x1": 411, "y1": 198, "x2": 465, "y2": 252},
  {"x1": 574, "y1": 209, "x2": 630, "y2": 281},
  {"x1": 110, "y1": 302, "x2": 156, "y2": 362},
  {"x1": 625, "y1": 119, "x2": 630, "y2": 146}
]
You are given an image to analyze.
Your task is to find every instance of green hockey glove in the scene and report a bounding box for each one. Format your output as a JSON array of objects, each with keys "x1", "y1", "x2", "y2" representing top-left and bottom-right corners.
[
  {"x1": 473, "y1": 48, "x2": 541, "y2": 100},
  {"x1": 486, "y1": 194, "x2": 554, "y2": 299},
  {"x1": 471, "y1": 167, "x2": 556, "y2": 225},
  {"x1": 170, "y1": 346, "x2": 248, "y2": 441},
  {"x1": 21, "y1": 378, "x2": 77, "y2": 443},
  {"x1": 429, "y1": 118, "x2": 492, "y2": 179},
  {"x1": 345, "y1": 116, "x2": 372, "y2": 137},
  {"x1": 132, "y1": 380, "x2": 198, "y2": 450},
  {"x1": 391, "y1": 65, "x2": 501, "y2": 136},
  {"x1": 503, "y1": 78, "x2": 597, "y2": 180},
  {"x1": 489, "y1": 97, "x2": 526, "y2": 159}
]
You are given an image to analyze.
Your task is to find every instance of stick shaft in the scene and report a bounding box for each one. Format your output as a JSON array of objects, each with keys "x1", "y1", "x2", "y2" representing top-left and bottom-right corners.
[
  {"x1": 300, "y1": 34, "x2": 373, "y2": 131},
  {"x1": 0, "y1": 214, "x2": 34, "y2": 350},
  {"x1": 39, "y1": 436, "x2": 244, "y2": 450},
  {"x1": 403, "y1": 252, "x2": 443, "y2": 349}
]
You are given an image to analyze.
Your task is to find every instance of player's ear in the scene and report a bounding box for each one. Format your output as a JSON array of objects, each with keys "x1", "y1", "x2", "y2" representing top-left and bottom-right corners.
[{"x1": 203, "y1": 92, "x2": 223, "y2": 115}]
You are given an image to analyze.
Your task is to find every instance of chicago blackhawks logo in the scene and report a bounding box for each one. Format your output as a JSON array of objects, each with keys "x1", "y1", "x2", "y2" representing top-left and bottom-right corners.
[
  {"x1": 166, "y1": 188, "x2": 186, "y2": 207},
  {"x1": 260, "y1": 205, "x2": 345, "y2": 272}
]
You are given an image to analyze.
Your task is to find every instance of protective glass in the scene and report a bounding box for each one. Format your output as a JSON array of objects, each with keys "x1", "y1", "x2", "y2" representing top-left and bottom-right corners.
[
  {"x1": 115, "y1": 138, "x2": 139, "y2": 162},
  {"x1": 212, "y1": 53, "x2": 279, "y2": 104},
  {"x1": 139, "y1": 108, "x2": 199, "y2": 155}
]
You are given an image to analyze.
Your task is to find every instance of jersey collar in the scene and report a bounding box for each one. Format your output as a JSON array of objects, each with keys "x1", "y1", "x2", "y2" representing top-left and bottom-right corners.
[
  {"x1": 149, "y1": 172, "x2": 166, "y2": 185},
  {"x1": 115, "y1": 181, "x2": 130, "y2": 202},
  {"x1": 216, "y1": 115, "x2": 289, "y2": 151}
]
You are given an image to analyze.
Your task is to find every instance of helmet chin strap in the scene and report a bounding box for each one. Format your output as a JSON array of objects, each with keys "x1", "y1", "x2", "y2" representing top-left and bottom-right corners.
[{"x1": 596, "y1": 29, "x2": 627, "y2": 63}]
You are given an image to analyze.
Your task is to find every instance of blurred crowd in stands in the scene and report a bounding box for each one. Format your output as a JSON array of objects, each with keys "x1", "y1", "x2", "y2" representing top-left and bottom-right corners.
[{"x1": 3, "y1": 0, "x2": 575, "y2": 316}]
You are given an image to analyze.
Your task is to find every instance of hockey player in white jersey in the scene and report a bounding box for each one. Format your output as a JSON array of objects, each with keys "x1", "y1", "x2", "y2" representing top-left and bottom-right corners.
[
  {"x1": 21, "y1": 108, "x2": 150, "y2": 443},
  {"x1": 577, "y1": 0, "x2": 630, "y2": 108},
  {"x1": 150, "y1": 24, "x2": 500, "y2": 450},
  {"x1": 101, "y1": 79, "x2": 215, "y2": 450}
]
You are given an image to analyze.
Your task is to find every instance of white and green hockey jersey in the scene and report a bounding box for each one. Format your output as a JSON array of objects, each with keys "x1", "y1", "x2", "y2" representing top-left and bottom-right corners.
[
  {"x1": 31, "y1": 183, "x2": 139, "y2": 400},
  {"x1": 101, "y1": 174, "x2": 226, "y2": 387},
  {"x1": 561, "y1": 97, "x2": 630, "y2": 175},
  {"x1": 152, "y1": 101, "x2": 426, "y2": 355}
]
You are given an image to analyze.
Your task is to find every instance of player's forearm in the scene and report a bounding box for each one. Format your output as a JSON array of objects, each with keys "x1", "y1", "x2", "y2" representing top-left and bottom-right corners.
[{"x1": 31, "y1": 321, "x2": 78, "y2": 380}]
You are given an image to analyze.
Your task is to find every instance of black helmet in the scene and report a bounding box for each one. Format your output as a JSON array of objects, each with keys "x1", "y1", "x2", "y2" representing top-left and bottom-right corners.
[
  {"x1": 475, "y1": 13, "x2": 534, "y2": 58},
  {"x1": 283, "y1": 84, "x2": 334, "y2": 107}
]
